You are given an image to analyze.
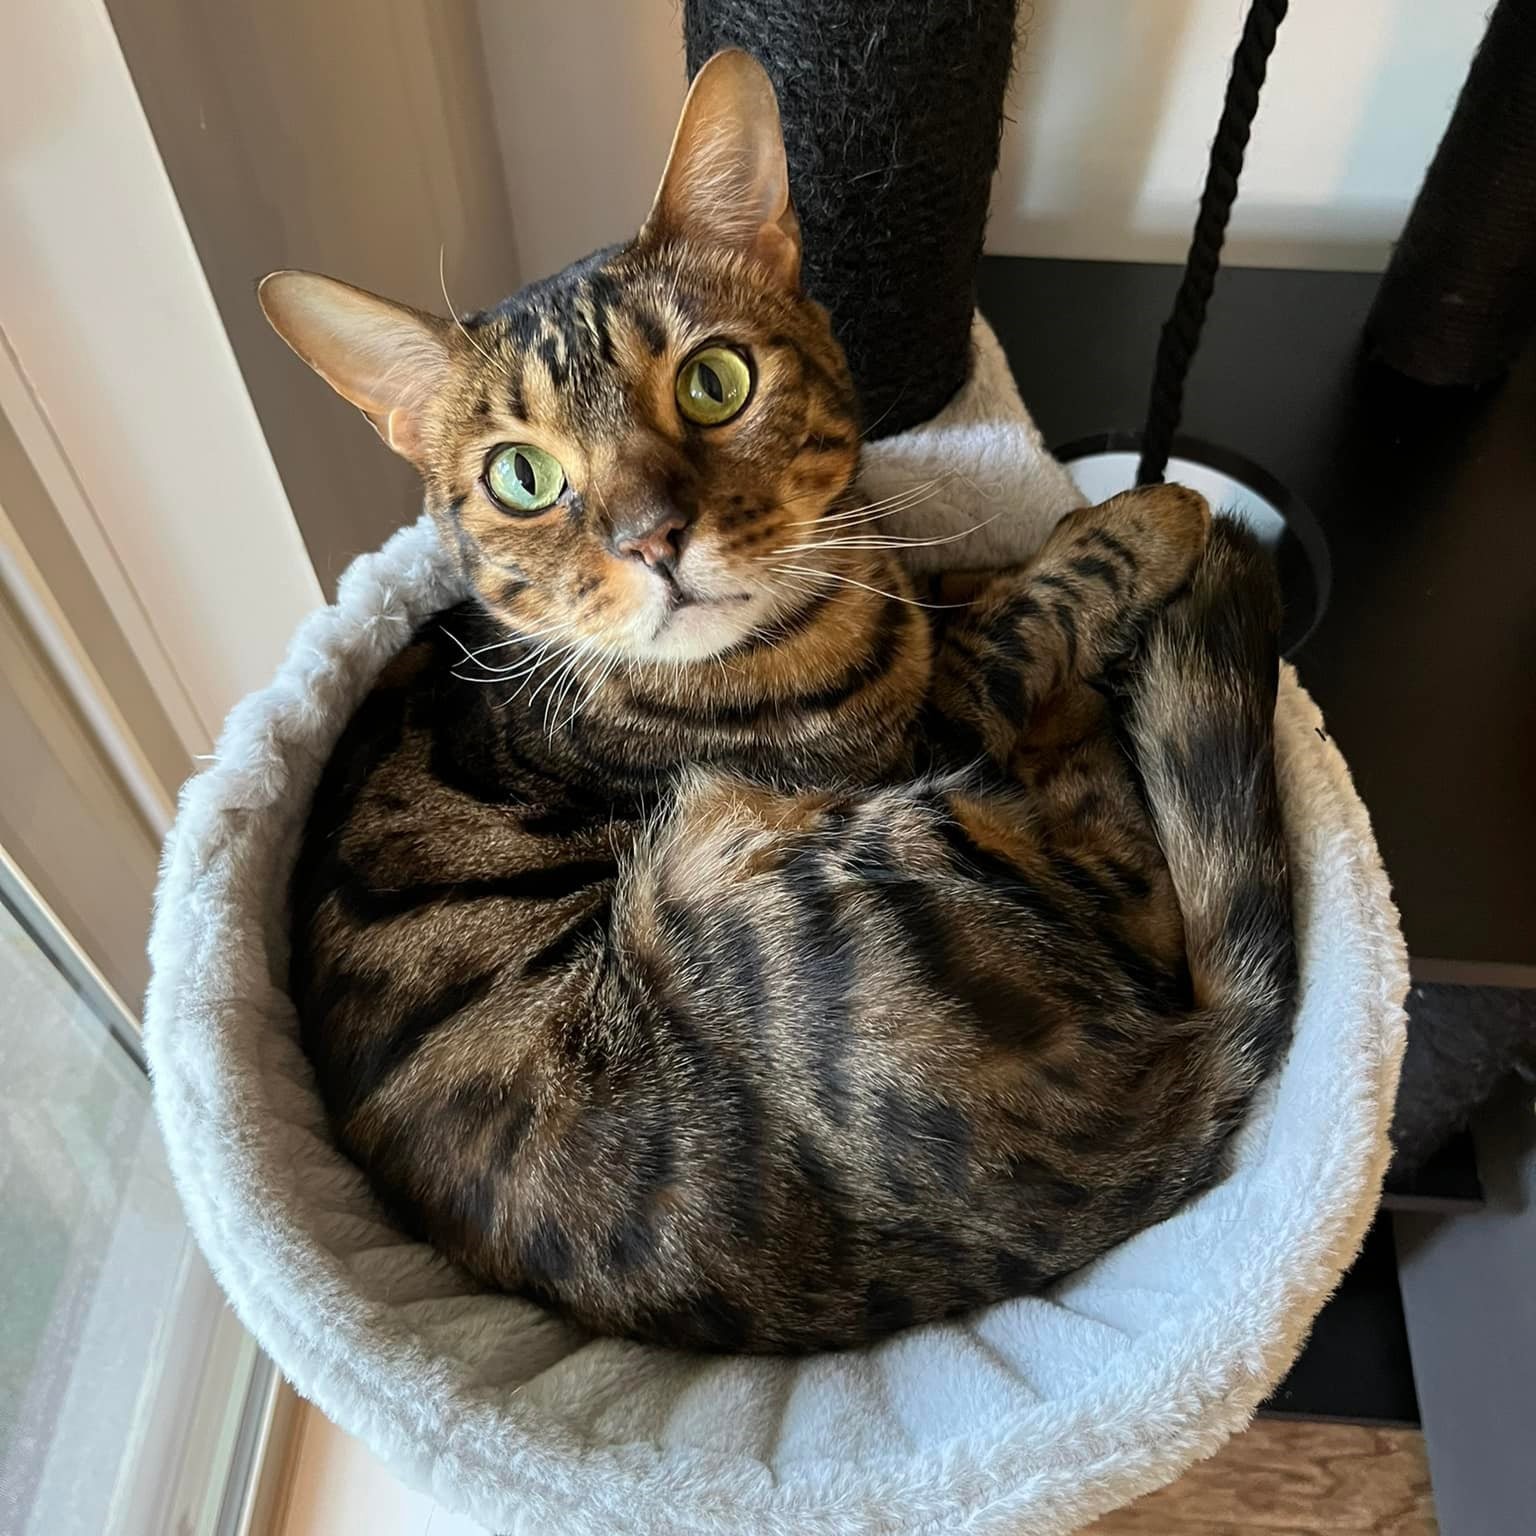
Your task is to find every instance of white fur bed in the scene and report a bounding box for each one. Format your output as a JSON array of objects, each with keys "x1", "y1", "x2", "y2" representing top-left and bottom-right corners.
[{"x1": 146, "y1": 318, "x2": 1408, "y2": 1535}]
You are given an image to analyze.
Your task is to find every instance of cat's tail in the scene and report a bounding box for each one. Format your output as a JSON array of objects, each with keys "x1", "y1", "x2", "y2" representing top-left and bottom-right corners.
[{"x1": 1126, "y1": 517, "x2": 1298, "y2": 1097}]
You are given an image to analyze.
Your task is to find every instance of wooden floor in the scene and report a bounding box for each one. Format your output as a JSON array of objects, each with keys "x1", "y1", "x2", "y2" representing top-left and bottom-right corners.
[
  {"x1": 271, "y1": 1406, "x2": 1437, "y2": 1535},
  {"x1": 1088, "y1": 1419, "x2": 1437, "y2": 1535}
]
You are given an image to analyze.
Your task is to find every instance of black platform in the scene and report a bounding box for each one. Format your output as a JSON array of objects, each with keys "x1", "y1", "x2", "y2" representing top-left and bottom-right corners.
[
  {"x1": 1260, "y1": 1215, "x2": 1419, "y2": 1427},
  {"x1": 978, "y1": 256, "x2": 1536, "y2": 985}
]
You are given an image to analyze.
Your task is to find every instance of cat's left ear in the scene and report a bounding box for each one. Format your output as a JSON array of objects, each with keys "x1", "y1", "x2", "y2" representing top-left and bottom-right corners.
[{"x1": 642, "y1": 49, "x2": 800, "y2": 290}]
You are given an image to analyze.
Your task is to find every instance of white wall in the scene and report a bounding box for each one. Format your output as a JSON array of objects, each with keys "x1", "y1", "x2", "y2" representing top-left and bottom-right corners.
[
  {"x1": 476, "y1": 0, "x2": 1488, "y2": 281},
  {"x1": 995, "y1": 0, "x2": 1489, "y2": 269}
]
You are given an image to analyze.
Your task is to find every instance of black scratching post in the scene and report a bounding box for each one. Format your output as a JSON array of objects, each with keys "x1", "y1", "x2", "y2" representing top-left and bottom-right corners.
[
  {"x1": 1366, "y1": 0, "x2": 1536, "y2": 387},
  {"x1": 1362, "y1": 0, "x2": 1536, "y2": 1171},
  {"x1": 683, "y1": 0, "x2": 1019, "y2": 439}
]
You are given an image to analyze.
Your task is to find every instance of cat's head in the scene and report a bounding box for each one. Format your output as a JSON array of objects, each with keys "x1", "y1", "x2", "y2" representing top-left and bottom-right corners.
[{"x1": 260, "y1": 51, "x2": 859, "y2": 663}]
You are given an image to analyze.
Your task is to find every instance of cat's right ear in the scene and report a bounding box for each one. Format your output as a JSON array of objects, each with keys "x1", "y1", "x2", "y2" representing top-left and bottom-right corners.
[{"x1": 258, "y1": 271, "x2": 457, "y2": 464}]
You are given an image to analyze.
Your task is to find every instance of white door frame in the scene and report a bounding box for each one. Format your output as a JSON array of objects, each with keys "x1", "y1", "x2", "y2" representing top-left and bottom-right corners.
[
  {"x1": 1, "y1": 9, "x2": 315, "y2": 1528},
  {"x1": 0, "y1": 0, "x2": 322, "y2": 778}
]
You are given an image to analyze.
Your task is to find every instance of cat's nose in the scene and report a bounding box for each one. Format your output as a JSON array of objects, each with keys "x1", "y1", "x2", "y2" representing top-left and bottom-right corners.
[{"x1": 614, "y1": 511, "x2": 689, "y2": 570}]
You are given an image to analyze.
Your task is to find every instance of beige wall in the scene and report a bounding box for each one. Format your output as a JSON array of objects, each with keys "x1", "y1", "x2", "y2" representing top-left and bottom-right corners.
[
  {"x1": 0, "y1": 410, "x2": 187, "y2": 809},
  {"x1": 476, "y1": 1, "x2": 685, "y2": 286},
  {"x1": 108, "y1": 0, "x2": 522, "y2": 592},
  {"x1": 477, "y1": 0, "x2": 1487, "y2": 280}
]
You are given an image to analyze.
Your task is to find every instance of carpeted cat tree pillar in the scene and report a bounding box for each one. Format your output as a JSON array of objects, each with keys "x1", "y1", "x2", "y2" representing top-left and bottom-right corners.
[
  {"x1": 1365, "y1": 0, "x2": 1536, "y2": 388},
  {"x1": 684, "y1": 0, "x2": 1019, "y2": 438}
]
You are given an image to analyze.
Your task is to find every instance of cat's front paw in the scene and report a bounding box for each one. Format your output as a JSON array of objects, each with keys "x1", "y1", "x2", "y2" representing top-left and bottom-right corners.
[{"x1": 1070, "y1": 484, "x2": 1212, "y2": 602}]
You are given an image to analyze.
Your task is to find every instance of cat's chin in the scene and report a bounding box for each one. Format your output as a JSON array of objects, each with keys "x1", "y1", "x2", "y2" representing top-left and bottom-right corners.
[{"x1": 634, "y1": 597, "x2": 765, "y2": 664}]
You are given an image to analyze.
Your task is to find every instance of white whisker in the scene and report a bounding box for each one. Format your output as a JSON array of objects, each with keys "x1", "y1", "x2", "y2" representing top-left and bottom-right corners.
[
  {"x1": 825, "y1": 476, "x2": 948, "y2": 514},
  {"x1": 559, "y1": 646, "x2": 622, "y2": 733},
  {"x1": 505, "y1": 635, "x2": 587, "y2": 705},
  {"x1": 546, "y1": 643, "x2": 596, "y2": 732},
  {"x1": 769, "y1": 564, "x2": 970, "y2": 610},
  {"x1": 785, "y1": 478, "x2": 948, "y2": 530},
  {"x1": 451, "y1": 642, "x2": 557, "y2": 686},
  {"x1": 525, "y1": 636, "x2": 591, "y2": 711},
  {"x1": 442, "y1": 620, "x2": 579, "y2": 671},
  {"x1": 439, "y1": 245, "x2": 498, "y2": 369},
  {"x1": 777, "y1": 511, "x2": 1003, "y2": 555}
]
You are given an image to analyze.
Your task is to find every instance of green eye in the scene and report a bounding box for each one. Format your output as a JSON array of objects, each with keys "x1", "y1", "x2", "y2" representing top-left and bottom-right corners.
[
  {"x1": 485, "y1": 443, "x2": 565, "y2": 513},
  {"x1": 676, "y1": 346, "x2": 752, "y2": 426}
]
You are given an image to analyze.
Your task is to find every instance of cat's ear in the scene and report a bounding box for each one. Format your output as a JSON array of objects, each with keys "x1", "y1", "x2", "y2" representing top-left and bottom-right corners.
[
  {"x1": 642, "y1": 49, "x2": 800, "y2": 289},
  {"x1": 258, "y1": 271, "x2": 458, "y2": 464}
]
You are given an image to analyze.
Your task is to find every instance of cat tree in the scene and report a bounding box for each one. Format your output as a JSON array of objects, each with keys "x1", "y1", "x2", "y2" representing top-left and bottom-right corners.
[{"x1": 144, "y1": 3, "x2": 1412, "y2": 1531}]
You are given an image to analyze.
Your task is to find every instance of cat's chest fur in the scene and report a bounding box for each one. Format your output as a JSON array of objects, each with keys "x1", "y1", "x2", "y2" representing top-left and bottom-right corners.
[{"x1": 418, "y1": 593, "x2": 934, "y2": 798}]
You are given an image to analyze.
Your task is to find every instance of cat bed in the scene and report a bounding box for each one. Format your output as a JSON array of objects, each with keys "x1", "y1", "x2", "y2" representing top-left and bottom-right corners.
[{"x1": 146, "y1": 317, "x2": 1408, "y2": 1536}]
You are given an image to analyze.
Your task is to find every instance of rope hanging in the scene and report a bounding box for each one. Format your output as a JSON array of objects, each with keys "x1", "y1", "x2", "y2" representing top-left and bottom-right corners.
[{"x1": 1137, "y1": 0, "x2": 1290, "y2": 486}]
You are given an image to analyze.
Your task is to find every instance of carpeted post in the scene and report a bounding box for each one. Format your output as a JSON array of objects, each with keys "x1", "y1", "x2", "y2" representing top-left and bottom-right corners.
[
  {"x1": 1366, "y1": 0, "x2": 1536, "y2": 387},
  {"x1": 683, "y1": 0, "x2": 1019, "y2": 439}
]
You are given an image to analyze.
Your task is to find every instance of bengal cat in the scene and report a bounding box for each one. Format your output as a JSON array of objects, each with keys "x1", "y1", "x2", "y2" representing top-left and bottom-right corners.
[{"x1": 262, "y1": 50, "x2": 1296, "y2": 1353}]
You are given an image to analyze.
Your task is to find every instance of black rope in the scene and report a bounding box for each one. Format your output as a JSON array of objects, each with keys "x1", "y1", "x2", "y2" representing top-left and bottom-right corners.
[{"x1": 1136, "y1": 0, "x2": 1289, "y2": 486}]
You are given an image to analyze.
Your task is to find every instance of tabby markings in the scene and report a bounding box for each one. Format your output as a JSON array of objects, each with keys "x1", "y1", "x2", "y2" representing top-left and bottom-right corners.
[{"x1": 336, "y1": 858, "x2": 617, "y2": 926}]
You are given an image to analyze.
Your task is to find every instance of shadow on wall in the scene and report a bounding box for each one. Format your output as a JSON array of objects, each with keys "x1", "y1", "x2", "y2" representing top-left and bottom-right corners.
[
  {"x1": 1000, "y1": 207, "x2": 1412, "y2": 275},
  {"x1": 992, "y1": 0, "x2": 1488, "y2": 273},
  {"x1": 475, "y1": 0, "x2": 686, "y2": 285},
  {"x1": 106, "y1": 0, "x2": 523, "y2": 595}
]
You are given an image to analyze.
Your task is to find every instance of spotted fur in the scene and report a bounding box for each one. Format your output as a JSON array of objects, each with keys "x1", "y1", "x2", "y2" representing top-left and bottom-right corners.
[{"x1": 272, "y1": 52, "x2": 1296, "y2": 1354}]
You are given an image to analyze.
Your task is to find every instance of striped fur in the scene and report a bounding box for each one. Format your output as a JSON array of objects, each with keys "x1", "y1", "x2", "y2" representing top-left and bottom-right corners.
[
  {"x1": 287, "y1": 477, "x2": 1296, "y2": 1351},
  {"x1": 277, "y1": 53, "x2": 1296, "y2": 1354}
]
